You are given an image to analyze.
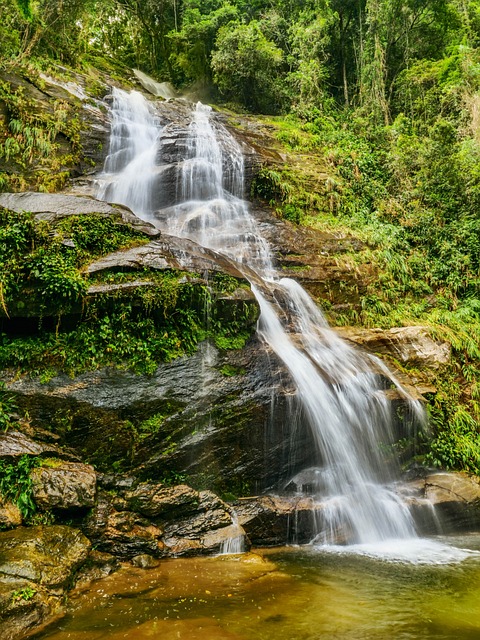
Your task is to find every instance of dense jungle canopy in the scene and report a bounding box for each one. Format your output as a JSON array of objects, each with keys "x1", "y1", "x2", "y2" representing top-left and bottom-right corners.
[{"x1": 0, "y1": 0, "x2": 480, "y2": 475}]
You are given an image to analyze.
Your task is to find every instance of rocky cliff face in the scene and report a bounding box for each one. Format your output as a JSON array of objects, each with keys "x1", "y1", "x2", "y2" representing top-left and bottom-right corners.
[{"x1": 0, "y1": 66, "x2": 478, "y2": 639}]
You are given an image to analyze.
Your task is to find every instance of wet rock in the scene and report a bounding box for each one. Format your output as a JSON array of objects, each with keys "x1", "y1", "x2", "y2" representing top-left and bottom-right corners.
[
  {"x1": 125, "y1": 483, "x2": 199, "y2": 518},
  {"x1": 0, "y1": 192, "x2": 159, "y2": 237},
  {"x1": 335, "y1": 326, "x2": 451, "y2": 369},
  {"x1": 162, "y1": 490, "x2": 232, "y2": 538},
  {"x1": 98, "y1": 474, "x2": 136, "y2": 493},
  {"x1": 0, "y1": 430, "x2": 75, "y2": 461},
  {"x1": 163, "y1": 506, "x2": 232, "y2": 539},
  {"x1": 0, "y1": 579, "x2": 59, "y2": 640},
  {"x1": 100, "y1": 511, "x2": 166, "y2": 558},
  {"x1": 403, "y1": 471, "x2": 480, "y2": 534},
  {"x1": 235, "y1": 496, "x2": 327, "y2": 546},
  {"x1": 86, "y1": 234, "x2": 255, "y2": 283},
  {"x1": 82, "y1": 493, "x2": 166, "y2": 559},
  {"x1": 200, "y1": 523, "x2": 247, "y2": 553},
  {"x1": 0, "y1": 526, "x2": 91, "y2": 588},
  {"x1": 131, "y1": 554, "x2": 160, "y2": 569},
  {"x1": 31, "y1": 461, "x2": 96, "y2": 511},
  {"x1": 0, "y1": 500, "x2": 22, "y2": 530},
  {"x1": 74, "y1": 550, "x2": 119, "y2": 589},
  {"x1": 161, "y1": 491, "x2": 242, "y2": 553},
  {"x1": 8, "y1": 339, "x2": 314, "y2": 494}
]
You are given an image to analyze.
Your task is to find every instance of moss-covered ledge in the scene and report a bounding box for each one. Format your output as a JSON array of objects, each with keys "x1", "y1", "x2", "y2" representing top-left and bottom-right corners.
[{"x1": 0, "y1": 194, "x2": 259, "y2": 378}]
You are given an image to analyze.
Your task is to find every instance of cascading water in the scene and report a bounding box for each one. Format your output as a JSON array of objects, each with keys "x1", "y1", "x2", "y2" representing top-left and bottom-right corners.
[
  {"x1": 97, "y1": 88, "x2": 159, "y2": 216},
  {"x1": 98, "y1": 89, "x2": 474, "y2": 563}
]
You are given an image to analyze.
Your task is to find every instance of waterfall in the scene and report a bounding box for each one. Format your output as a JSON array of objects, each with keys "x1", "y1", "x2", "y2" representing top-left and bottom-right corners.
[
  {"x1": 97, "y1": 88, "x2": 159, "y2": 217},
  {"x1": 98, "y1": 89, "x2": 472, "y2": 562}
]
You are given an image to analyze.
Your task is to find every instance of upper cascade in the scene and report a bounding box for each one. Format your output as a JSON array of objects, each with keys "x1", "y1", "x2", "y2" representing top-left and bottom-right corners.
[{"x1": 97, "y1": 88, "x2": 471, "y2": 563}]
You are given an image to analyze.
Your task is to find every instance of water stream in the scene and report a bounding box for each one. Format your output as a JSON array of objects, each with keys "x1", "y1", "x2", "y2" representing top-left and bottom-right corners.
[{"x1": 97, "y1": 88, "x2": 474, "y2": 563}]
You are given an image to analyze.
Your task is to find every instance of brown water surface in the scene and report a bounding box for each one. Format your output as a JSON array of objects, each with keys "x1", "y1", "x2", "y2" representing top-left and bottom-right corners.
[{"x1": 35, "y1": 536, "x2": 480, "y2": 640}]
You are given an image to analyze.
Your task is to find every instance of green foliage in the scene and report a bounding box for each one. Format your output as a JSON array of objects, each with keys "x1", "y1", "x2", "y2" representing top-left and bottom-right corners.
[
  {"x1": 0, "y1": 209, "x2": 146, "y2": 317},
  {"x1": 0, "y1": 455, "x2": 39, "y2": 519},
  {"x1": 0, "y1": 382, "x2": 17, "y2": 431},
  {"x1": 11, "y1": 587, "x2": 37, "y2": 603},
  {"x1": 212, "y1": 20, "x2": 285, "y2": 113},
  {"x1": 219, "y1": 364, "x2": 246, "y2": 376},
  {"x1": 0, "y1": 210, "x2": 258, "y2": 376},
  {"x1": 0, "y1": 77, "x2": 83, "y2": 192}
]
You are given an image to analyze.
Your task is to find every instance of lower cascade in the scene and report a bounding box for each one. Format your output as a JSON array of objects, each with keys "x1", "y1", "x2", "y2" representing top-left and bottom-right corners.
[{"x1": 98, "y1": 88, "x2": 473, "y2": 563}]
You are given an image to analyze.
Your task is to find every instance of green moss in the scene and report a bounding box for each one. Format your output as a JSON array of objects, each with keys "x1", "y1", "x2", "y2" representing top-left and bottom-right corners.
[
  {"x1": 219, "y1": 364, "x2": 246, "y2": 376},
  {"x1": 0, "y1": 209, "x2": 258, "y2": 377}
]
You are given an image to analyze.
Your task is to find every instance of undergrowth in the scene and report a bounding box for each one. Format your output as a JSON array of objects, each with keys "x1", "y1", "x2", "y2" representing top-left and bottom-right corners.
[
  {"x1": 252, "y1": 108, "x2": 480, "y2": 475},
  {"x1": 0, "y1": 209, "x2": 258, "y2": 377}
]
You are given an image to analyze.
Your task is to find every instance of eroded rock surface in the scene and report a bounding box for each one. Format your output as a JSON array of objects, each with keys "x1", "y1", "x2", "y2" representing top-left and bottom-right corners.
[
  {"x1": 402, "y1": 471, "x2": 480, "y2": 533},
  {"x1": 0, "y1": 526, "x2": 91, "y2": 588},
  {"x1": 31, "y1": 462, "x2": 97, "y2": 511},
  {"x1": 82, "y1": 482, "x2": 247, "y2": 559},
  {"x1": 0, "y1": 526, "x2": 110, "y2": 639},
  {"x1": 336, "y1": 326, "x2": 451, "y2": 369}
]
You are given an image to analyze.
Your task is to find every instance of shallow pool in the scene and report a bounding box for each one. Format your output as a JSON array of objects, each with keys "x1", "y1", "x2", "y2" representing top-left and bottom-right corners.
[{"x1": 36, "y1": 535, "x2": 480, "y2": 640}]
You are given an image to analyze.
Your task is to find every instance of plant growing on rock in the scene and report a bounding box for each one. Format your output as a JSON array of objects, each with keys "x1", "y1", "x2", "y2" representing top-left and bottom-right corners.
[
  {"x1": 0, "y1": 455, "x2": 39, "y2": 519},
  {"x1": 0, "y1": 382, "x2": 17, "y2": 431}
]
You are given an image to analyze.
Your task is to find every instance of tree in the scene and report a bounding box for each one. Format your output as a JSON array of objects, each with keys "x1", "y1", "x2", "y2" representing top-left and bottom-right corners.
[{"x1": 211, "y1": 20, "x2": 284, "y2": 112}]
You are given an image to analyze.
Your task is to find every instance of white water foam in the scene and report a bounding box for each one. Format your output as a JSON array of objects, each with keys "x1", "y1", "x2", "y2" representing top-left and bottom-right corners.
[{"x1": 318, "y1": 538, "x2": 480, "y2": 565}]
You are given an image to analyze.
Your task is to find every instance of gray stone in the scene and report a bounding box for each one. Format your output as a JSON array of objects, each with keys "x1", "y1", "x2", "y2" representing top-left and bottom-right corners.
[
  {"x1": 403, "y1": 471, "x2": 480, "y2": 534},
  {"x1": 0, "y1": 192, "x2": 159, "y2": 237},
  {"x1": 131, "y1": 554, "x2": 160, "y2": 569},
  {"x1": 0, "y1": 430, "x2": 71, "y2": 460}
]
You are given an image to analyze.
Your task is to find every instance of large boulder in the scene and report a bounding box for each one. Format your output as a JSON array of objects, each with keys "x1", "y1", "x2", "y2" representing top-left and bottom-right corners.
[
  {"x1": 403, "y1": 471, "x2": 480, "y2": 533},
  {"x1": 0, "y1": 526, "x2": 91, "y2": 588},
  {"x1": 0, "y1": 579, "x2": 58, "y2": 640},
  {"x1": 234, "y1": 495, "x2": 327, "y2": 546},
  {"x1": 31, "y1": 462, "x2": 97, "y2": 511},
  {"x1": 81, "y1": 482, "x2": 248, "y2": 559},
  {"x1": 0, "y1": 525, "x2": 101, "y2": 639},
  {"x1": 335, "y1": 326, "x2": 451, "y2": 370},
  {"x1": 125, "y1": 483, "x2": 199, "y2": 518}
]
